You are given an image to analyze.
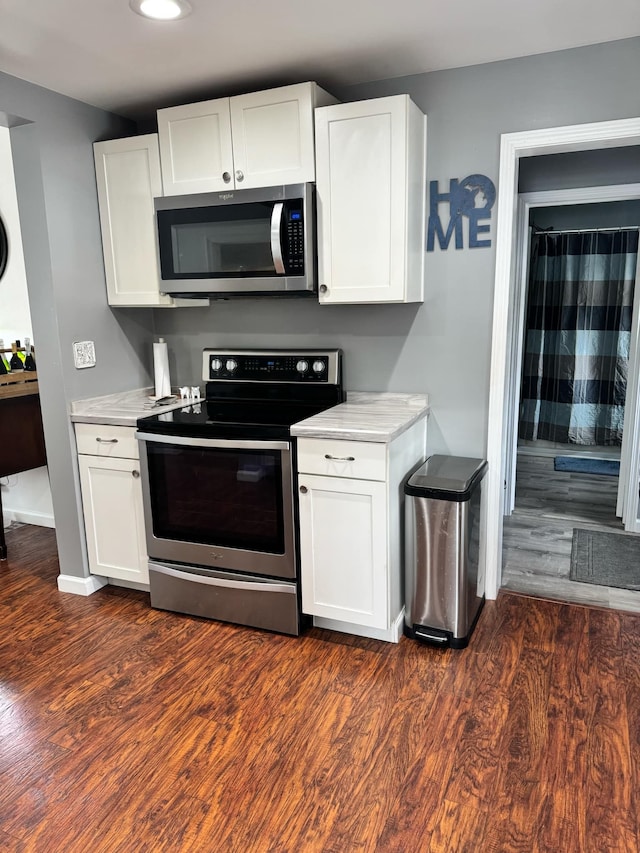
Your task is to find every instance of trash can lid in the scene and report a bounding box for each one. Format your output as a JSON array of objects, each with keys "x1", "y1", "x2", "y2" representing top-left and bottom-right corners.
[{"x1": 404, "y1": 455, "x2": 488, "y2": 502}]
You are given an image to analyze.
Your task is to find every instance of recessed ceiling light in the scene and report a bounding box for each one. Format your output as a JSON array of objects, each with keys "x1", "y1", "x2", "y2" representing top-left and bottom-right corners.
[{"x1": 129, "y1": 0, "x2": 192, "y2": 20}]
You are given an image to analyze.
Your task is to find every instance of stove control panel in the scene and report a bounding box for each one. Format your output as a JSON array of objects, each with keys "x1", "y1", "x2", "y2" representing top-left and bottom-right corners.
[{"x1": 203, "y1": 349, "x2": 341, "y2": 384}]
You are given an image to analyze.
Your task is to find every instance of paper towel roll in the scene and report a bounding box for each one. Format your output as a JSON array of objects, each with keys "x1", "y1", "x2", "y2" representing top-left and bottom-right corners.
[{"x1": 153, "y1": 338, "x2": 171, "y2": 399}]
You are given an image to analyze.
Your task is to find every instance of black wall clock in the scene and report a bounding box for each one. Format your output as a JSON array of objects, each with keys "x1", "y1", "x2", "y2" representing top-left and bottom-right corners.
[{"x1": 0, "y1": 214, "x2": 7, "y2": 281}]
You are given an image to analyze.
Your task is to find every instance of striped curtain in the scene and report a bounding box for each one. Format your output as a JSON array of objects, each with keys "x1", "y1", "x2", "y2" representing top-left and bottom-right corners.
[{"x1": 519, "y1": 229, "x2": 638, "y2": 446}]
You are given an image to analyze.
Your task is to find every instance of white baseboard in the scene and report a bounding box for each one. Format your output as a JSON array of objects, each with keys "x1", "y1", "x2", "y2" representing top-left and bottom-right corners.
[
  {"x1": 313, "y1": 608, "x2": 405, "y2": 644},
  {"x1": 3, "y1": 509, "x2": 56, "y2": 529},
  {"x1": 57, "y1": 573, "x2": 108, "y2": 596}
]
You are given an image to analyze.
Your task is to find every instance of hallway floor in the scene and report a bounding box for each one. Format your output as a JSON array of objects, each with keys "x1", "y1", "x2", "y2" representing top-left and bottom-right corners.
[{"x1": 502, "y1": 454, "x2": 640, "y2": 612}]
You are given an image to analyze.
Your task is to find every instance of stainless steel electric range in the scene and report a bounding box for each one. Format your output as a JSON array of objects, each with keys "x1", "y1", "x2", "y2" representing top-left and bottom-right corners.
[{"x1": 136, "y1": 349, "x2": 344, "y2": 635}]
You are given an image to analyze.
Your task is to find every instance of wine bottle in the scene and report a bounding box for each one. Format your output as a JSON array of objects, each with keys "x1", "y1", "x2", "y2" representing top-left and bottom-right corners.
[
  {"x1": 24, "y1": 340, "x2": 36, "y2": 372},
  {"x1": 16, "y1": 339, "x2": 26, "y2": 365},
  {"x1": 0, "y1": 340, "x2": 10, "y2": 373},
  {"x1": 9, "y1": 341, "x2": 23, "y2": 371}
]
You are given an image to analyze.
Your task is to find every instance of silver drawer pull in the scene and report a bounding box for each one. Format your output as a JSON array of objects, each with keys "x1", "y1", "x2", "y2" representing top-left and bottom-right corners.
[
  {"x1": 324, "y1": 454, "x2": 355, "y2": 462},
  {"x1": 96, "y1": 437, "x2": 118, "y2": 444},
  {"x1": 132, "y1": 470, "x2": 140, "y2": 478}
]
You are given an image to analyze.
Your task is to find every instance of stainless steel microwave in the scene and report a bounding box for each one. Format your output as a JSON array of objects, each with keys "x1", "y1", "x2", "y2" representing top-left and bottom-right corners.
[{"x1": 154, "y1": 183, "x2": 315, "y2": 298}]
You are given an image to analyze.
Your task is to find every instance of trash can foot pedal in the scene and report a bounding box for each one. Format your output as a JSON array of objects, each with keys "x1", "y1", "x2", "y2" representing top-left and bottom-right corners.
[
  {"x1": 415, "y1": 626, "x2": 449, "y2": 645},
  {"x1": 405, "y1": 624, "x2": 451, "y2": 646},
  {"x1": 404, "y1": 620, "x2": 480, "y2": 649}
]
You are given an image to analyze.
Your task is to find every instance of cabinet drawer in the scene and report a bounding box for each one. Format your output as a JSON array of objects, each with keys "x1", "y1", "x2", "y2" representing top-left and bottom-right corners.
[
  {"x1": 297, "y1": 438, "x2": 386, "y2": 481},
  {"x1": 75, "y1": 423, "x2": 139, "y2": 459}
]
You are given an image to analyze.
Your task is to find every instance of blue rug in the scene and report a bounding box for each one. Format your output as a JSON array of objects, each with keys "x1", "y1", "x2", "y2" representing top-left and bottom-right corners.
[{"x1": 554, "y1": 456, "x2": 620, "y2": 476}]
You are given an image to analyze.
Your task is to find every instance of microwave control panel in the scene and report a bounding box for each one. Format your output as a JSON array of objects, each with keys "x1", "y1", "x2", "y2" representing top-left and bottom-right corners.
[{"x1": 284, "y1": 204, "x2": 305, "y2": 275}]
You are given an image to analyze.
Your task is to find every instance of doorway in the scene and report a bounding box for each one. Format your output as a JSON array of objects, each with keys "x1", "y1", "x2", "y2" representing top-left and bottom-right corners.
[
  {"x1": 0, "y1": 124, "x2": 54, "y2": 539},
  {"x1": 483, "y1": 116, "x2": 640, "y2": 601},
  {"x1": 501, "y1": 191, "x2": 640, "y2": 606}
]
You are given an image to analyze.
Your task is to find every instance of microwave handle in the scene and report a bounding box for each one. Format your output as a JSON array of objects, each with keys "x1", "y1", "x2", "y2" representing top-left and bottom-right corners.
[{"x1": 270, "y1": 202, "x2": 285, "y2": 275}]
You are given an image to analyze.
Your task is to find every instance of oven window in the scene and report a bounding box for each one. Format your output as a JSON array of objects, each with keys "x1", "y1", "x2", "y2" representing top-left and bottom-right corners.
[
  {"x1": 158, "y1": 203, "x2": 278, "y2": 278},
  {"x1": 146, "y1": 443, "x2": 286, "y2": 554}
]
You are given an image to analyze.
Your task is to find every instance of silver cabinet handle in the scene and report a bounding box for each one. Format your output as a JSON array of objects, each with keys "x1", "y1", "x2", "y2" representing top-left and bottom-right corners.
[
  {"x1": 235, "y1": 170, "x2": 244, "y2": 182},
  {"x1": 96, "y1": 437, "x2": 118, "y2": 444},
  {"x1": 132, "y1": 470, "x2": 140, "y2": 478},
  {"x1": 299, "y1": 485, "x2": 308, "y2": 494},
  {"x1": 319, "y1": 284, "x2": 328, "y2": 294},
  {"x1": 324, "y1": 454, "x2": 355, "y2": 461},
  {"x1": 222, "y1": 171, "x2": 231, "y2": 183}
]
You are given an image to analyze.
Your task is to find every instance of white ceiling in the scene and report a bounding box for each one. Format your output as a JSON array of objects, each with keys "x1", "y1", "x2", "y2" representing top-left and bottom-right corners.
[{"x1": 1, "y1": 0, "x2": 640, "y2": 119}]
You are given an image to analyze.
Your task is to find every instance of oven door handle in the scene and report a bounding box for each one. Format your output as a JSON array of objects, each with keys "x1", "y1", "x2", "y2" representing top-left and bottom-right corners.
[
  {"x1": 137, "y1": 432, "x2": 290, "y2": 451},
  {"x1": 150, "y1": 562, "x2": 296, "y2": 595}
]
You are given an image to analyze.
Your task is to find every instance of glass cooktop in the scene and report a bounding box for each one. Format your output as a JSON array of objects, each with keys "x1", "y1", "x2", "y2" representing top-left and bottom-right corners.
[{"x1": 137, "y1": 398, "x2": 335, "y2": 441}]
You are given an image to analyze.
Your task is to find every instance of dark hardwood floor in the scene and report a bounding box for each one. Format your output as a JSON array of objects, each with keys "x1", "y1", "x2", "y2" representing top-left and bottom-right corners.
[{"x1": 1, "y1": 523, "x2": 640, "y2": 852}]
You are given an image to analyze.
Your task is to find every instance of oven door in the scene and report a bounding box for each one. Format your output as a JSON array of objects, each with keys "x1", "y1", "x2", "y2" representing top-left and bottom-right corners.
[{"x1": 137, "y1": 432, "x2": 296, "y2": 579}]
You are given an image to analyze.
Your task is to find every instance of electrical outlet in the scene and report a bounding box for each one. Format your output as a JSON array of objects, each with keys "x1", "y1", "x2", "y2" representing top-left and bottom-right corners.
[{"x1": 73, "y1": 340, "x2": 96, "y2": 369}]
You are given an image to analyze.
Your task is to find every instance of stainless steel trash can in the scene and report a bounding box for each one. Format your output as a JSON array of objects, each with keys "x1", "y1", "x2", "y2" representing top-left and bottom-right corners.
[{"x1": 404, "y1": 455, "x2": 488, "y2": 649}]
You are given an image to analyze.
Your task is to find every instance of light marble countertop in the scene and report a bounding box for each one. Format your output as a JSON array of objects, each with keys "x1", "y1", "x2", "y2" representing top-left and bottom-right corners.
[
  {"x1": 70, "y1": 388, "x2": 188, "y2": 426},
  {"x1": 291, "y1": 392, "x2": 430, "y2": 443},
  {"x1": 70, "y1": 388, "x2": 429, "y2": 440}
]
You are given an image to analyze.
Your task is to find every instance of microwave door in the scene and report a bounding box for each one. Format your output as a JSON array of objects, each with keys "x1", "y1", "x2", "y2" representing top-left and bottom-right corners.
[{"x1": 270, "y1": 202, "x2": 285, "y2": 275}]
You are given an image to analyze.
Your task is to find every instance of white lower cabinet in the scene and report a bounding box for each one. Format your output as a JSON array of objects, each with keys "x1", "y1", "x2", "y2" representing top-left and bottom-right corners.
[
  {"x1": 76, "y1": 423, "x2": 149, "y2": 587},
  {"x1": 299, "y1": 475, "x2": 388, "y2": 629},
  {"x1": 297, "y1": 421, "x2": 426, "y2": 642}
]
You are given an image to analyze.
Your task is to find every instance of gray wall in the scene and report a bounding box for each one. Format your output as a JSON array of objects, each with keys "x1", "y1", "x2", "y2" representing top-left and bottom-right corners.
[
  {"x1": 154, "y1": 37, "x2": 640, "y2": 456},
  {"x1": 2, "y1": 37, "x2": 639, "y2": 579},
  {"x1": 1, "y1": 72, "x2": 156, "y2": 578},
  {"x1": 519, "y1": 146, "x2": 640, "y2": 192}
]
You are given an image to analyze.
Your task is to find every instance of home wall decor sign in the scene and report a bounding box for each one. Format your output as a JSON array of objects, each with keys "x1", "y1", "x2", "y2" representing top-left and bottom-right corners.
[{"x1": 427, "y1": 174, "x2": 496, "y2": 251}]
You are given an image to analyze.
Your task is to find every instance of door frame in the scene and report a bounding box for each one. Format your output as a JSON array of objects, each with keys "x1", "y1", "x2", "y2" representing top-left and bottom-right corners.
[
  {"x1": 484, "y1": 117, "x2": 640, "y2": 600},
  {"x1": 504, "y1": 183, "x2": 640, "y2": 516}
]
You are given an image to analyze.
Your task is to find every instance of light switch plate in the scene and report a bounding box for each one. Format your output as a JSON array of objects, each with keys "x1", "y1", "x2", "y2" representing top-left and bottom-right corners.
[{"x1": 73, "y1": 340, "x2": 96, "y2": 369}]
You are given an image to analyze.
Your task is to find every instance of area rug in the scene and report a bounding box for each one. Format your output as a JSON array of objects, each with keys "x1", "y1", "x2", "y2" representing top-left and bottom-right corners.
[
  {"x1": 570, "y1": 528, "x2": 640, "y2": 590},
  {"x1": 554, "y1": 456, "x2": 620, "y2": 476}
]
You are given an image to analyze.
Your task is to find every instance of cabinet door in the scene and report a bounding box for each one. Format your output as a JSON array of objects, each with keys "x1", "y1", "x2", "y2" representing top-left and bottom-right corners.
[
  {"x1": 315, "y1": 95, "x2": 425, "y2": 304},
  {"x1": 230, "y1": 83, "x2": 317, "y2": 189},
  {"x1": 94, "y1": 135, "x2": 175, "y2": 307},
  {"x1": 298, "y1": 474, "x2": 387, "y2": 628},
  {"x1": 78, "y1": 454, "x2": 149, "y2": 585},
  {"x1": 157, "y1": 98, "x2": 234, "y2": 195}
]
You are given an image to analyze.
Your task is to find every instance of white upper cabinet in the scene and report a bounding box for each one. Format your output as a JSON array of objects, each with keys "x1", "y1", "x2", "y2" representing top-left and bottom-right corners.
[
  {"x1": 314, "y1": 95, "x2": 427, "y2": 305},
  {"x1": 157, "y1": 82, "x2": 337, "y2": 195},
  {"x1": 94, "y1": 134, "x2": 173, "y2": 307},
  {"x1": 93, "y1": 134, "x2": 205, "y2": 308},
  {"x1": 157, "y1": 98, "x2": 233, "y2": 195}
]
